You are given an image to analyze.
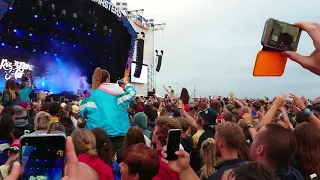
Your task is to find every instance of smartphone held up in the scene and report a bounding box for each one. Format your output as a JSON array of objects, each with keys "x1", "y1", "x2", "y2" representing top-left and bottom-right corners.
[
  {"x1": 166, "y1": 129, "x2": 181, "y2": 161},
  {"x1": 253, "y1": 18, "x2": 302, "y2": 77},
  {"x1": 19, "y1": 134, "x2": 66, "y2": 180}
]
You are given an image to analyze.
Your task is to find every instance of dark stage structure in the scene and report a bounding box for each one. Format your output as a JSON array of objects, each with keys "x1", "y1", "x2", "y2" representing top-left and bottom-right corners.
[{"x1": 0, "y1": 0, "x2": 136, "y2": 94}]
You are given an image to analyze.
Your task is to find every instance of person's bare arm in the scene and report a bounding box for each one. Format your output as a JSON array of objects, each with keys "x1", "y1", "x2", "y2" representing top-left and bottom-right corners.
[
  {"x1": 28, "y1": 78, "x2": 32, "y2": 87},
  {"x1": 230, "y1": 92, "x2": 244, "y2": 107},
  {"x1": 178, "y1": 167, "x2": 200, "y2": 180},
  {"x1": 163, "y1": 85, "x2": 171, "y2": 95},
  {"x1": 283, "y1": 22, "x2": 320, "y2": 75},
  {"x1": 290, "y1": 93, "x2": 320, "y2": 131},
  {"x1": 161, "y1": 147, "x2": 200, "y2": 180},
  {"x1": 256, "y1": 94, "x2": 286, "y2": 130},
  {"x1": 242, "y1": 109, "x2": 257, "y2": 140},
  {"x1": 181, "y1": 109, "x2": 198, "y2": 129},
  {"x1": 279, "y1": 107, "x2": 293, "y2": 129}
]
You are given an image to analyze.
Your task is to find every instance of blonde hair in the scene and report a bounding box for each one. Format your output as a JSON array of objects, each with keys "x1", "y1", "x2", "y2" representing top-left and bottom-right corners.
[
  {"x1": 77, "y1": 117, "x2": 86, "y2": 128},
  {"x1": 37, "y1": 90, "x2": 47, "y2": 102},
  {"x1": 5, "y1": 79, "x2": 18, "y2": 100},
  {"x1": 71, "y1": 129, "x2": 97, "y2": 156},
  {"x1": 200, "y1": 138, "x2": 217, "y2": 179},
  {"x1": 91, "y1": 67, "x2": 110, "y2": 90},
  {"x1": 34, "y1": 111, "x2": 51, "y2": 130},
  {"x1": 47, "y1": 122, "x2": 65, "y2": 134}
]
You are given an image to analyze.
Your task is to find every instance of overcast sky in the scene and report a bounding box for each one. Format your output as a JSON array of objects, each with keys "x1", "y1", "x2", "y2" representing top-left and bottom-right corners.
[{"x1": 128, "y1": 0, "x2": 320, "y2": 98}]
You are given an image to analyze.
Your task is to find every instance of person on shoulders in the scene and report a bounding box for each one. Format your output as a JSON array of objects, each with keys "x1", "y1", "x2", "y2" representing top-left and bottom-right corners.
[
  {"x1": 80, "y1": 68, "x2": 136, "y2": 151},
  {"x1": 19, "y1": 78, "x2": 33, "y2": 103}
]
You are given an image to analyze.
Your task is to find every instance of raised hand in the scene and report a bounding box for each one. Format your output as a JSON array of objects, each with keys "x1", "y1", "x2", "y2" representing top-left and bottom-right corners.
[
  {"x1": 161, "y1": 146, "x2": 191, "y2": 173},
  {"x1": 229, "y1": 92, "x2": 235, "y2": 100},
  {"x1": 273, "y1": 94, "x2": 286, "y2": 108},
  {"x1": 289, "y1": 93, "x2": 306, "y2": 111},
  {"x1": 242, "y1": 108, "x2": 253, "y2": 124},
  {"x1": 283, "y1": 22, "x2": 320, "y2": 75}
]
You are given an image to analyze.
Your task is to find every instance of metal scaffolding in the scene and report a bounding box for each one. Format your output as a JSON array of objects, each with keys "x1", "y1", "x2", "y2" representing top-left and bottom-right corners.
[{"x1": 124, "y1": 9, "x2": 165, "y2": 94}]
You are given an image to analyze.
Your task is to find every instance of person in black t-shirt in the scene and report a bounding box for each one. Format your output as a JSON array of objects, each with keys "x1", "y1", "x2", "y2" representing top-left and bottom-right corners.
[{"x1": 190, "y1": 108, "x2": 217, "y2": 172}]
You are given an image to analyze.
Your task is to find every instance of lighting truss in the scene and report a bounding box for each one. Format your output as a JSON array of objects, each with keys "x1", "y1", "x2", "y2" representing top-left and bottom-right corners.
[{"x1": 125, "y1": 9, "x2": 144, "y2": 19}]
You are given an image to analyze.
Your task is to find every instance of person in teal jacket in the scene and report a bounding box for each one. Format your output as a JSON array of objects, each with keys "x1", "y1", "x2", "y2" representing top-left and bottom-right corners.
[{"x1": 80, "y1": 67, "x2": 136, "y2": 150}]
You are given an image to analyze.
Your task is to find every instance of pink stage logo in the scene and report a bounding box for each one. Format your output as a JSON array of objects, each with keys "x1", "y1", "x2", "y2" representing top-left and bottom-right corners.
[{"x1": 0, "y1": 59, "x2": 33, "y2": 80}]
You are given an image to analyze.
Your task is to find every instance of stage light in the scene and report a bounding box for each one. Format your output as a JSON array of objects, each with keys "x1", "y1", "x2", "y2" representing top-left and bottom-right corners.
[
  {"x1": 87, "y1": 32, "x2": 91, "y2": 36},
  {"x1": 50, "y1": 4, "x2": 55, "y2": 11},
  {"x1": 44, "y1": 51, "x2": 47, "y2": 54},
  {"x1": 73, "y1": 45, "x2": 76, "y2": 48},
  {"x1": 155, "y1": 50, "x2": 158, "y2": 55},
  {"x1": 1, "y1": 43, "x2": 4, "y2": 46},
  {"x1": 54, "y1": 53, "x2": 57, "y2": 56},
  {"x1": 71, "y1": 27, "x2": 75, "y2": 31},
  {"x1": 61, "y1": 10, "x2": 66, "y2": 17},
  {"x1": 29, "y1": 33, "x2": 33, "y2": 37},
  {"x1": 38, "y1": 0, "x2": 43, "y2": 7},
  {"x1": 32, "y1": 49, "x2": 36, "y2": 52},
  {"x1": 42, "y1": 82, "x2": 45, "y2": 86},
  {"x1": 161, "y1": 50, "x2": 164, "y2": 55},
  {"x1": 13, "y1": 29, "x2": 17, "y2": 33},
  {"x1": 56, "y1": 22, "x2": 59, "y2": 25},
  {"x1": 15, "y1": 46, "x2": 18, "y2": 49},
  {"x1": 62, "y1": 42, "x2": 65, "y2": 44},
  {"x1": 9, "y1": 7, "x2": 12, "y2": 10},
  {"x1": 90, "y1": 62, "x2": 92, "y2": 65},
  {"x1": 50, "y1": 39, "x2": 53, "y2": 41},
  {"x1": 34, "y1": 15, "x2": 38, "y2": 18}
]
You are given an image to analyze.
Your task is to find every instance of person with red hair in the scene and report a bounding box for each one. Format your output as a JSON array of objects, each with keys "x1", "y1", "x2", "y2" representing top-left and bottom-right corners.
[{"x1": 120, "y1": 143, "x2": 159, "y2": 180}]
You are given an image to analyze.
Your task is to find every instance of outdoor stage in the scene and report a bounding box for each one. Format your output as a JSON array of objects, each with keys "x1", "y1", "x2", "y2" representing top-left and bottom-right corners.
[{"x1": 0, "y1": 0, "x2": 136, "y2": 94}]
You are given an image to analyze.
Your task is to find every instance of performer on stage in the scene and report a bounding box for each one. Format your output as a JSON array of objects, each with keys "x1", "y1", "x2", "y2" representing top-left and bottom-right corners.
[
  {"x1": 79, "y1": 79, "x2": 84, "y2": 93},
  {"x1": 80, "y1": 67, "x2": 136, "y2": 150}
]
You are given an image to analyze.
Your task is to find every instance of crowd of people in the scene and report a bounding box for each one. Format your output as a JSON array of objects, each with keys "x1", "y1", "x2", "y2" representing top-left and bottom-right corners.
[{"x1": 0, "y1": 21, "x2": 319, "y2": 180}]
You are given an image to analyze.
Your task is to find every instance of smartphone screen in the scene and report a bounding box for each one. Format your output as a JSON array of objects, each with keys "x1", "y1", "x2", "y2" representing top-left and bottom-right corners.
[
  {"x1": 20, "y1": 135, "x2": 66, "y2": 180},
  {"x1": 166, "y1": 129, "x2": 181, "y2": 160},
  {"x1": 262, "y1": 18, "x2": 301, "y2": 51}
]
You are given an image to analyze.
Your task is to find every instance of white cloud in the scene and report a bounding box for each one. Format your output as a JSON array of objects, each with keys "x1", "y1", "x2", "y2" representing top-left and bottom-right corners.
[{"x1": 126, "y1": 0, "x2": 320, "y2": 98}]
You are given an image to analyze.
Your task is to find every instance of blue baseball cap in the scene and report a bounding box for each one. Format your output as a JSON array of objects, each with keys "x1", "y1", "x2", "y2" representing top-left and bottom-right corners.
[{"x1": 199, "y1": 108, "x2": 217, "y2": 125}]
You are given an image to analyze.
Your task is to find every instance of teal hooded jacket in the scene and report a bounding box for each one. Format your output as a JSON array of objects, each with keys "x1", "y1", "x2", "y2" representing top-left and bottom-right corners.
[{"x1": 80, "y1": 83, "x2": 136, "y2": 137}]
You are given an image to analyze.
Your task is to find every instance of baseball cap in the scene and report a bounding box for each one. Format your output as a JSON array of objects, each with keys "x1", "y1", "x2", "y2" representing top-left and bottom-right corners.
[
  {"x1": 3, "y1": 138, "x2": 20, "y2": 152},
  {"x1": 13, "y1": 106, "x2": 27, "y2": 119},
  {"x1": 199, "y1": 108, "x2": 217, "y2": 125}
]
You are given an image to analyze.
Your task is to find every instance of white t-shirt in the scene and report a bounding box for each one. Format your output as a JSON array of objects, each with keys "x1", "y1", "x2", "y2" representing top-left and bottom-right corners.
[{"x1": 71, "y1": 116, "x2": 78, "y2": 128}]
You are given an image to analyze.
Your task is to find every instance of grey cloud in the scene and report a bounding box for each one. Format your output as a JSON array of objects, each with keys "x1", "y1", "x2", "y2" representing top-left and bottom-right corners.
[{"x1": 130, "y1": 0, "x2": 320, "y2": 98}]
